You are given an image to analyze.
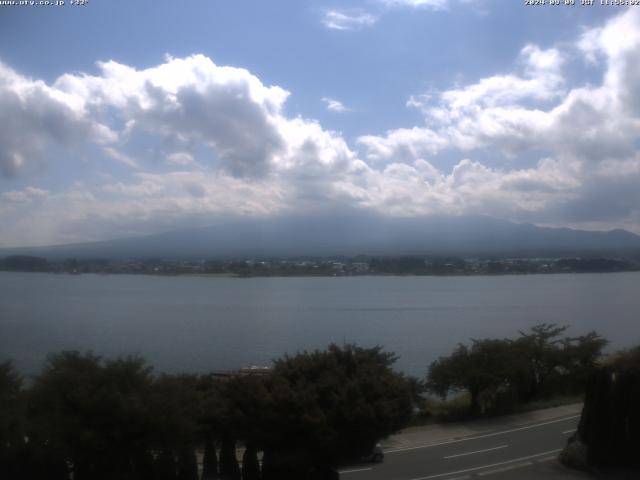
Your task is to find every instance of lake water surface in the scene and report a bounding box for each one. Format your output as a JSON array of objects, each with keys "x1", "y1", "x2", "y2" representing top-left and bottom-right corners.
[{"x1": 1, "y1": 272, "x2": 639, "y2": 377}]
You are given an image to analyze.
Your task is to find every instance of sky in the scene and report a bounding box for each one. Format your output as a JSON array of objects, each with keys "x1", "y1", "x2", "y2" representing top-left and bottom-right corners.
[{"x1": 0, "y1": 0, "x2": 639, "y2": 247}]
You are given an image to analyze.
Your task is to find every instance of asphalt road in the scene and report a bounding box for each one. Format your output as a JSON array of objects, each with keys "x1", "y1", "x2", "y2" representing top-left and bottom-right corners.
[{"x1": 338, "y1": 414, "x2": 580, "y2": 480}]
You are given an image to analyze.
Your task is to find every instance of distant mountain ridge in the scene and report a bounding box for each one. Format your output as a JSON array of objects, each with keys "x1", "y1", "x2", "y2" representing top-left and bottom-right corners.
[{"x1": 3, "y1": 215, "x2": 640, "y2": 260}]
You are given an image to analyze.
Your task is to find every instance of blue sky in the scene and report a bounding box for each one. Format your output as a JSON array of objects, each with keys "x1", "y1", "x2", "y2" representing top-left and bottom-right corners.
[{"x1": 0, "y1": 0, "x2": 638, "y2": 246}]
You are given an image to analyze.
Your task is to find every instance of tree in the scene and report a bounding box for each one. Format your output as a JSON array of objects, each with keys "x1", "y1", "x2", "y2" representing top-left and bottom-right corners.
[
  {"x1": 177, "y1": 447, "x2": 199, "y2": 480},
  {"x1": 0, "y1": 361, "x2": 26, "y2": 478},
  {"x1": 427, "y1": 339, "x2": 514, "y2": 414},
  {"x1": 561, "y1": 331, "x2": 608, "y2": 390},
  {"x1": 260, "y1": 344, "x2": 413, "y2": 478},
  {"x1": 28, "y1": 351, "x2": 102, "y2": 480},
  {"x1": 574, "y1": 346, "x2": 640, "y2": 468},
  {"x1": 156, "y1": 449, "x2": 178, "y2": 480},
  {"x1": 218, "y1": 433, "x2": 241, "y2": 480},
  {"x1": 512, "y1": 323, "x2": 569, "y2": 401},
  {"x1": 147, "y1": 374, "x2": 202, "y2": 452},
  {"x1": 241, "y1": 444, "x2": 260, "y2": 480},
  {"x1": 28, "y1": 351, "x2": 155, "y2": 480},
  {"x1": 201, "y1": 435, "x2": 219, "y2": 480},
  {"x1": 200, "y1": 375, "x2": 258, "y2": 480},
  {"x1": 428, "y1": 325, "x2": 609, "y2": 415}
]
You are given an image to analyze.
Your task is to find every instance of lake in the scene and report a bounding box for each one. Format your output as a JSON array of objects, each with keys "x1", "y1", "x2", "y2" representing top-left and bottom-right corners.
[{"x1": 1, "y1": 272, "x2": 639, "y2": 378}]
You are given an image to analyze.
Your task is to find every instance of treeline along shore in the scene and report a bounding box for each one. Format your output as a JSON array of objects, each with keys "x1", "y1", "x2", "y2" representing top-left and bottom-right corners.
[
  {"x1": 1, "y1": 324, "x2": 638, "y2": 479},
  {"x1": 2, "y1": 254, "x2": 640, "y2": 277}
]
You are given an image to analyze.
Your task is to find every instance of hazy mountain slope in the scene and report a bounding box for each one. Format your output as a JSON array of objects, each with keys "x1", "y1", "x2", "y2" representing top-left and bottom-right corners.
[{"x1": 3, "y1": 215, "x2": 640, "y2": 260}]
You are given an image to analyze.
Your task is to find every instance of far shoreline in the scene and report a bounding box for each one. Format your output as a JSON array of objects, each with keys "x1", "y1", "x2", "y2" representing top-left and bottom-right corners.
[{"x1": 2, "y1": 269, "x2": 639, "y2": 279}]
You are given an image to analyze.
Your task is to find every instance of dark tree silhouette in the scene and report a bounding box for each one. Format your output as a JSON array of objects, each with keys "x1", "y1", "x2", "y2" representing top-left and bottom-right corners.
[
  {"x1": 0, "y1": 361, "x2": 27, "y2": 479},
  {"x1": 29, "y1": 352, "x2": 156, "y2": 480},
  {"x1": 202, "y1": 435, "x2": 219, "y2": 480},
  {"x1": 576, "y1": 346, "x2": 640, "y2": 468},
  {"x1": 428, "y1": 339, "x2": 513, "y2": 413},
  {"x1": 427, "y1": 324, "x2": 608, "y2": 414},
  {"x1": 177, "y1": 447, "x2": 198, "y2": 480},
  {"x1": 260, "y1": 344, "x2": 413, "y2": 478},
  {"x1": 156, "y1": 449, "x2": 178, "y2": 480},
  {"x1": 219, "y1": 433, "x2": 241, "y2": 480},
  {"x1": 241, "y1": 443, "x2": 260, "y2": 480}
]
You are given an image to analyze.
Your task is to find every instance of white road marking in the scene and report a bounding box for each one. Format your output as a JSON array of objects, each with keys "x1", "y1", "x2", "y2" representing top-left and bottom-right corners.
[
  {"x1": 385, "y1": 415, "x2": 579, "y2": 454},
  {"x1": 476, "y1": 461, "x2": 531, "y2": 476},
  {"x1": 534, "y1": 455, "x2": 559, "y2": 463},
  {"x1": 338, "y1": 467, "x2": 372, "y2": 474},
  {"x1": 444, "y1": 444, "x2": 508, "y2": 459},
  {"x1": 562, "y1": 429, "x2": 576, "y2": 434},
  {"x1": 477, "y1": 454, "x2": 557, "y2": 476},
  {"x1": 409, "y1": 449, "x2": 562, "y2": 480}
]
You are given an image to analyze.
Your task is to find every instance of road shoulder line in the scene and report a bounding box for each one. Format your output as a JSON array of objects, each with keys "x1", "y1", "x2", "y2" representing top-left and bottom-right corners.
[
  {"x1": 385, "y1": 414, "x2": 579, "y2": 454},
  {"x1": 444, "y1": 444, "x2": 508, "y2": 459},
  {"x1": 339, "y1": 467, "x2": 373, "y2": 474},
  {"x1": 409, "y1": 448, "x2": 562, "y2": 480}
]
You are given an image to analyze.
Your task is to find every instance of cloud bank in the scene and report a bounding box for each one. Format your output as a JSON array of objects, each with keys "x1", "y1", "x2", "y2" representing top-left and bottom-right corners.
[{"x1": 2, "y1": 10, "x2": 640, "y2": 246}]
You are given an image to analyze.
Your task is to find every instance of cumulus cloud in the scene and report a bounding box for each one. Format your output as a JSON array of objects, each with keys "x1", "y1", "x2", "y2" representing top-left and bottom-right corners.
[
  {"x1": 3, "y1": 10, "x2": 640, "y2": 246},
  {"x1": 0, "y1": 55, "x2": 363, "y2": 245},
  {"x1": 365, "y1": 44, "x2": 567, "y2": 158},
  {"x1": 52, "y1": 55, "x2": 359, "y2": 180},
  {"x1": 358, "y1": 127, "x2": 448, "y2": 163},
  {"x1": 55, "y1": 55, "x2": 291, "y2": 178},
  {"x1": 322, "y1": 10, "x2": 378, "y2": 30},
  {"x1": 356, "y1": 9, "x2": 640, "y2": 230},
  {"x1": 359, "y1": 25, "x2": 638, "y2": 162},
  {"x1": 325, "y1": 155, "x2": 580, "y2": 222},
  {"x1": 0, "y1": 62, "x2": 116, "y2": 178}
]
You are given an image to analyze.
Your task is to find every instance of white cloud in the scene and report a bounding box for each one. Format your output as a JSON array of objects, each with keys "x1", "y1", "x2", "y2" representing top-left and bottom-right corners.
[
  {"x1": 0, "y1": 62, "x2": 116, "y2": 178},
  {"x1": 54, "y1": 54, "x2": 359, "y2": 180},
  {"x1": 0, "y1": 171, "x2": 290, "y2": 247},
  {"x1": 359, "y1": 35, "x2": 624, "y2": 161},
  {"x1": 380, "y1": 0, "x2": 479, "y2": 10},
  {"x1": 380, "y1": 0, "x2": 449, "y2": 9},
  {"x1": 358, "y1": 44, "x2": 568, "y2": 160},
  {"x1": 3, "y1": 10, "x2": 640, "y2": 246},
  {"x1": 355, "y1": 9, "x2": 640, "y2": 229},
  {"x1": 102, "y1": 147, "x2": 140, "y2": 170},
  {"x1": 322, "y1": 97, "x2": 350, "y2": 113},
  {"x1": 321, "y1": 10, "x2": 378, "y2": 30},
  {"x1": 1, "y1": 186, "x2": 49, "y2": 204},
  {"x1": 322, "y1": 1, "x2": 481, "y2": 32},
  {"x1": 56, "y1": 55, "x2": 290, "y2": 178},
  {"x1": 166, "y1": 152, "x2": 195, "y2": 166},
  {"x1": 358, "y1": 127, "x2": 448, "y2": 163}
]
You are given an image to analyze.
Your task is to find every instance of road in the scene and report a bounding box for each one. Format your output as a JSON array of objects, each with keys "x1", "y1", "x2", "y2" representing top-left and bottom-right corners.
[{"x1": 338, "y1": 414, "x2": 580, "y2": 480}]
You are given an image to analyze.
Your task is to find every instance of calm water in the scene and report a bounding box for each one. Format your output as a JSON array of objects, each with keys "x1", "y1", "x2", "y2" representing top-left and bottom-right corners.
[{"x1": 1, "y1": 272, "x2": 639, "y2": 377}]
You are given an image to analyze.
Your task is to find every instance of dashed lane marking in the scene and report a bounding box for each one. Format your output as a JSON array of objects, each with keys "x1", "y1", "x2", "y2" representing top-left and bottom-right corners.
[
  {"x1": 476, "y1": 461, "x2": 532, "y2": 476},
  {"x1": 477, "y1": 454, "x2": 558, "y2": 476},
  {"x1": 408, "y1": 449, "x2": 562, "y2": 480},
  {"x1": 444, "y1": 445, "x2": 508, "y2": 459}
]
